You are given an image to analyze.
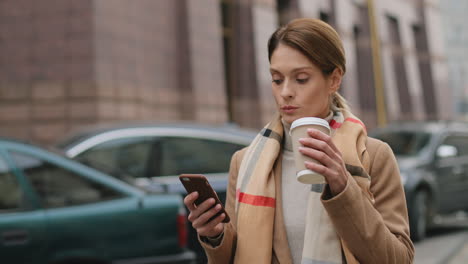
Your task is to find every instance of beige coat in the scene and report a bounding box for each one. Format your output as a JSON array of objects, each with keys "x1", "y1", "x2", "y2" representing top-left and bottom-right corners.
[{"x1": 200, "y1": 137, "x2": 415, "y2": 264}]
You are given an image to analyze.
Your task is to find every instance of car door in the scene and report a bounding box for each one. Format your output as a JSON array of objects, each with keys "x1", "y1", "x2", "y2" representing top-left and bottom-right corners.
[
  {"x1": 0, "y1": 151, "x2": 47, "y2": 264},
  {"x1": 433, "y1": 134, "x2": 468, "y2": 213},
  {"x1": 8, "y1": 150, "x2": 158, "y2": 261}
]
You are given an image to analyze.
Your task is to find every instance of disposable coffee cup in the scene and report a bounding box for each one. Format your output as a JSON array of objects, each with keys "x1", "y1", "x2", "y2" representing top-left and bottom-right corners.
[{"x1": 290, "y1": 117, "x2": 331, "y2": 184}]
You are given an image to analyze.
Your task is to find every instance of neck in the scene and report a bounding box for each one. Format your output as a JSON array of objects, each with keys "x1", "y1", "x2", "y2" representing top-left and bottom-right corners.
[{"x1": 282, "y1": 119, "x2": 293, "y2": 151}]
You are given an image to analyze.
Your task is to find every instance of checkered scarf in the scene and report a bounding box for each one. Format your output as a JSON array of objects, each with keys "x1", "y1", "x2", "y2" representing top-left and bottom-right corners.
[{"x1": 234, "y1": 110, "x2": 370, "y2": 263}]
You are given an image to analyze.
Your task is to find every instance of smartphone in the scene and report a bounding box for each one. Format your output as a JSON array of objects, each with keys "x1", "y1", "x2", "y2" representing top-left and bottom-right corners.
[{"x1": 179, "y1": 174, "x2": 230, "y2": 223}]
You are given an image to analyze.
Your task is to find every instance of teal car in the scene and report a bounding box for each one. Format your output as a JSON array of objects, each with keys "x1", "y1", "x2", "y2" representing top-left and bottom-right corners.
[
  {"x1": 57, "y1": 123, "x2": 256, "y2": 263},
  {"x1": 0, "y1": 138, "x2": 196, "y2": 264}
]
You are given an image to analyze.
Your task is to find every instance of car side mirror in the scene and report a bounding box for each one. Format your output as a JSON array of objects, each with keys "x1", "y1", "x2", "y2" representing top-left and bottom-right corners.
[{"x1": 436, "y1": 145, "x2": 457, "y2": 159}]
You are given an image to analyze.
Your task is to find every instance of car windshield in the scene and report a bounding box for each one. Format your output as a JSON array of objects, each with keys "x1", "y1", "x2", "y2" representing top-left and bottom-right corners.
[
  {"x1": 74, "y1": 156, "x2": 137, "y2": 186},
  {"x1": 372, "y1": 131, "x2": 431, "y2": 156}
]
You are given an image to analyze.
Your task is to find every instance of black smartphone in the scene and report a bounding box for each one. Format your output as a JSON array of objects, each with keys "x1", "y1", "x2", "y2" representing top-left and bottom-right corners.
[{"x1": 179, "y1": 174, "x2": 230, "y2": 223}]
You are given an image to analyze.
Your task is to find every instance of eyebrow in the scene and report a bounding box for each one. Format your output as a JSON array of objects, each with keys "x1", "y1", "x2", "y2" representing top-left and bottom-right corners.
[{"x1": 269, "y1": 66, "x2": 314, "y2": 74}]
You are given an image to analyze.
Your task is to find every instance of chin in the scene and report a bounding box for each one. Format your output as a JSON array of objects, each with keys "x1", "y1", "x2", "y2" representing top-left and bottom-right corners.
[{"x1": 281, "y1": 116, "x2": 297, "y2": 125}]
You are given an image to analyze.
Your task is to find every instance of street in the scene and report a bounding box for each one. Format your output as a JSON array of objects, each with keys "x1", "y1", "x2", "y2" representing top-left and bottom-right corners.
[{"x1": 415, "y1": 214, "x2": 468, "y2": 264}]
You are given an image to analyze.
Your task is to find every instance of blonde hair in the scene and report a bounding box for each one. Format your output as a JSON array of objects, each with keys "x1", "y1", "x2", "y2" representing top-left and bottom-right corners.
[
  {"x1": 268, "y1": 18, "x2": 350, "y2": 112},
  {"x1": 331, "y1": 92, "x2": 349, "y2": 112}
]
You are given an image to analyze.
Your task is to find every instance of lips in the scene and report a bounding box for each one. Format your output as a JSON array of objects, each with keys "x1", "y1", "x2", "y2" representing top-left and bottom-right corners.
[
  {"x1": 281, "y1": 105, "x2": 299, "y2": 114},
  {"x1": 281, "y1": 105, "x2": 299, "y2": 110}
]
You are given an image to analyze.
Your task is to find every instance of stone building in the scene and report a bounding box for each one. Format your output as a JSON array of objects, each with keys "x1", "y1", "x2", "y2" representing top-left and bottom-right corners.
[
  {"x1": 440, "y1": 0, "x2": 468, "y2": 118},
  {"x1": 278, "y1": 0, "x2": 449, "y2": 126},
  {"x1": 0, "y1": 0, "x2": 450, "y2": 144}
]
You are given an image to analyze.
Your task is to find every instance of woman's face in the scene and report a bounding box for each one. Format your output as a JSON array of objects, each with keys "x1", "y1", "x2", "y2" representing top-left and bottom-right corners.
[{"x1": 270, "y1": 43, "x2": 340, "y2": 125}]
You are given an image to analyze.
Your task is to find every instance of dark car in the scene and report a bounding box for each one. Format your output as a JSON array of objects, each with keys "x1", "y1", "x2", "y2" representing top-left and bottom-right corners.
[
  {"x1": 56, "y1": 122, "x2": 256, "y2": 262},
  {"x1": 370, "y1": 121, "x2": 468, "y2": 241},
  {"x1": 0, "y1": 138, "x2": 195, "y2": 264}
]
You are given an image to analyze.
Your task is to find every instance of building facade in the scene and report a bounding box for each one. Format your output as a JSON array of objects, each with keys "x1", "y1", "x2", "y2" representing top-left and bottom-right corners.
[
  {"x1": 440, "y1": 0, "x2": 468, "y2": 118},
  {"x1": 284, "y1": 0, "x2": 448, "y2": 127},
  {"x1": 0, "y1": 0, "x2": 451, "y2": 144}
]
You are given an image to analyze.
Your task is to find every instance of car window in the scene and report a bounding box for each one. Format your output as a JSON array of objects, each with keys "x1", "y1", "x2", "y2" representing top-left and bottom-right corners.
[
  {"x1": 0, "y1": 157, "x2": 25, "y2": 211},
  {"x1": 372, "y1": 131, "x2": 431, "y2": 156},
  {"x1": 10, "y1": 152, "x2": 124, "y2": 208},
  {"x1": 157, "y1": 137, "x2": 244, "y2": 176},
  {"x1": 442, "y1": 136, "x2": 468, "y2": 156},
  {"x1": 77, "y1": 137, "x2": 154, "y2": 178}
]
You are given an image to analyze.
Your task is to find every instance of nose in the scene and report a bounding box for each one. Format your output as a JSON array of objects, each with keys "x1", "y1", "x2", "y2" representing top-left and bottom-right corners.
[{"x1": 280, "y1": 79, "x2": 294, "y2": 99}]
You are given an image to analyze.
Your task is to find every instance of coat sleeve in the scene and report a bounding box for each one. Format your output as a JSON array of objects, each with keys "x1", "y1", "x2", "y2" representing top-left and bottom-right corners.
[
  {"x1": 321, "y1": 139, "x2": 415, "y2": 264},
  {"x1": 199, "y1": 149, "x2": 245, "y2": 263}
]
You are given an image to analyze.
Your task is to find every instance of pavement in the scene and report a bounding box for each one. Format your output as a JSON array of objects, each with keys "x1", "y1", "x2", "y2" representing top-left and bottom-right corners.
[
  {"x1": 414, "y1": 216, "x2": 468, "y2": 264},
  {"x1": 448, "y1": 236, "x2": 468, "y2": 264},
  {"x1": 414, "y1": 230, "x2": 468, "y2": 264}
]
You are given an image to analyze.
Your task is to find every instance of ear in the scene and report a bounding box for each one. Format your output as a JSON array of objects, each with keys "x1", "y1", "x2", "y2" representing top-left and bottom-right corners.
[{"x1": 328, "y1": 68, "x2": 343, "y2": 94}]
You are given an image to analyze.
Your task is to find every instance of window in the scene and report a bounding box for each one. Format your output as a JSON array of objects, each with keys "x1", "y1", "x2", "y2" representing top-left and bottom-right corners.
[
  {"x1": 373, "y1": 131, "x2": 431, "y2": 156},
  {"x1": 413, "y1": 24, "x2": 437, "y2": 119},
  {"x1": 157, "y1": 137, "x2": 244, "y2": 176},
  {"x1": 442, "y1": 136, "x2": 468, "y2": 157},
  {"x1": 388, "y1": 15, "x2": 412, "y2": 119},
  {"x1": 0, "y1": 157, "x2": 24, "y2": 211},
  {"x1": 221, "y1": 0, "x2": 234, "y2": 122},
  {"x1": 77, "y1": 137, "x2": 155, "y2": 178},
  {"x1": 320, "y1": 11, "x2": 329, "y2": 24},
  {"x1": 353, "y1": 21, "x2": 376, "y2": 112},
  {"x1": 11, "y1": 152, "x2": 123, "y2": 208},
  {"x1": 276, "y1": 0, "x2": 300, "y2": 26}
]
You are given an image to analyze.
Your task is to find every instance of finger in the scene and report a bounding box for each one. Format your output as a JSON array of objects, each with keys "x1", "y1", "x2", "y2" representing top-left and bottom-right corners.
[
  {"x1": 299, "y1": 137, "x2": 335, "y2": 159},
  {"x1": 299, "y1": 146, "x2": 337, "y2": 168},
  {"x1": 304, "y1": 160, "x2": 339, "y2": 180},
  {"x1": 184, "y1": 192, "x2": 198, "y2": 211},
  {"x1": 192, "y1": 203, "x2": 222, "y2": 229},
  {"x1": 307, "y1": 128, "x2": 341, "y2": 155},
  {"x1": 198, "y1": 214, "x2": 226, "y2": 236},
  {"x1": 188, "y1": 198, "x2": 216, "y2": 222},
  {"x1": 305, "y1": 161, "x2": 349, "y2": 195}
]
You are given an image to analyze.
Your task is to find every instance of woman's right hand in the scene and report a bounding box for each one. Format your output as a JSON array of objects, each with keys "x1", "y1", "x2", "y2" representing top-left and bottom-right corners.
[{"x1": 184, "y1": 191, "x2": 226, "y2": 238}]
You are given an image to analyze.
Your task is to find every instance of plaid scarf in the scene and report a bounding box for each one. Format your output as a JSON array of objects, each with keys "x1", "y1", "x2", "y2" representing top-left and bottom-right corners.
[{"x1": 234, "y1": 110, "x2": 370, "y2": 263}]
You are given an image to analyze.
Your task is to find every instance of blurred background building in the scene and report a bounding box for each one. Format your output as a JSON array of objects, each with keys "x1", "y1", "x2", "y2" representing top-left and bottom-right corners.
[
  {"x1": 440, "y1": 0, "x2": 468, "y2": 119},
  {"x1": 0, "y1": 0, "x2": 459, "y2": 144}
]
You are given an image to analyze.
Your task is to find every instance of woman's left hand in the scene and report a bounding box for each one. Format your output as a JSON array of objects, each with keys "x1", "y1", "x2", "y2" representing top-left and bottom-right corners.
[{"x1": 298, "y1": 128, "x2": 349, "y2": 196}]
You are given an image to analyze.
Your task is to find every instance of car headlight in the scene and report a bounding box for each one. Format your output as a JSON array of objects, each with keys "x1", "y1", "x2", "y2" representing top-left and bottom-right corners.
[{"x1": 399, "y1": 171, "x2": 408, "y2": 185}]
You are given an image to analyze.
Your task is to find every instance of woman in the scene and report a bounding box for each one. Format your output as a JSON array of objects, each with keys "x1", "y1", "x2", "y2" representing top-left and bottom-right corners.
[{"x1": 184, "y1": 18, "x2": 414, "y2": 264}]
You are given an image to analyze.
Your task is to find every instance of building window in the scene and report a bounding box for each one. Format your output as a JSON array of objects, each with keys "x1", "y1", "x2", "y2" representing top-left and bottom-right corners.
[
  {"x1": 276, "y1": 0, "x2": 300, "y2": 25},
  {"x1": 354, "y1": 23, "x2": 376, "y2": 112},
  {"x1": 413, "y1": 24, "x2": 437, "y2": 119},
  {"x1": 320, "y1": 11, "x2": 330, "y2": 23},
  {"x1": 221, "y1": 0, "x2": 234, "y2": 122},
  {"x1": 220, "y1": 0, "x2": 261, "y2": 128},
  {"x1": 387, "y1": 15, "x2": 412, "y2": 119},
  {"x1": 353, "y1": 5, "x2": 376, "y2": 115}
]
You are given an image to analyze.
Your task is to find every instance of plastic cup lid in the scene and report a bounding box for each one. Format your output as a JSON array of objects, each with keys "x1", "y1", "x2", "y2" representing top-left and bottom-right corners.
[{"x1": 290, "y1": 117, "x2": 330, "y2": 131}]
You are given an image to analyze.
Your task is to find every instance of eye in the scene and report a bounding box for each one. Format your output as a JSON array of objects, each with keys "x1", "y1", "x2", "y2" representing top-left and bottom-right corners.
[
  {"x1": 272, "y1": 79, "x2": 283, "y2": 85},
  {"x1": 296, "y1": 78, "x2": 309, "y2": 84}
]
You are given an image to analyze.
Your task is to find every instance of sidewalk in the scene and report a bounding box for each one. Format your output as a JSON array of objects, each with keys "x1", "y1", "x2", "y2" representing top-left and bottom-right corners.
[
  {"x1": 448, "y1": 237, "x2": 468, "y2": 264},
  {"x1": 414, "y1": 230, "x2": 468, "y2": 264}
]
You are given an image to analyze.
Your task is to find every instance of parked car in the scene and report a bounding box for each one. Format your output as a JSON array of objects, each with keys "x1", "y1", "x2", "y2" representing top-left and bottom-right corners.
[
  {"x1": 56, "y1": 122, "x2": 256, "y2": 262},
  {"x1": 370, "y1": 121, "x2": 468, "y2": 241},
  {"x1": 0, "y1": 138, "x2": 195, "y2": 264}
]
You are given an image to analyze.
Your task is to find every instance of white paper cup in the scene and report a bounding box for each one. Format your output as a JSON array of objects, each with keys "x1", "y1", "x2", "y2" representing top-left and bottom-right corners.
[{"x1": 290, "y1": 117, "x2": 331, "y2": 184}]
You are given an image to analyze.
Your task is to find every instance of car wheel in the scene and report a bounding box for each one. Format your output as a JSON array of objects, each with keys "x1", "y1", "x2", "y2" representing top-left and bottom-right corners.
[{"x1": 410, "y1": 190, "x2": 429, "y2": 242}]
